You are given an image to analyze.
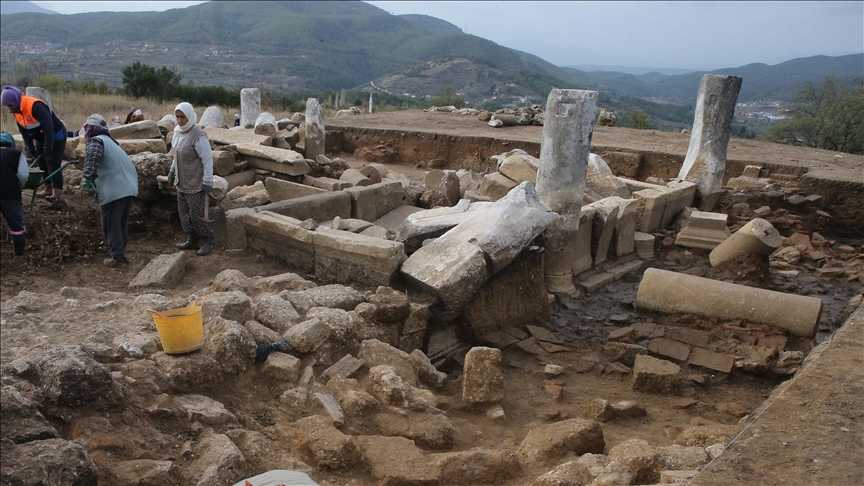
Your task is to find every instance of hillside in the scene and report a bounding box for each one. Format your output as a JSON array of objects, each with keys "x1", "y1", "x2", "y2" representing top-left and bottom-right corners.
[{"x1": 0, "y1": 0, "x2": 859, "y2": 131}]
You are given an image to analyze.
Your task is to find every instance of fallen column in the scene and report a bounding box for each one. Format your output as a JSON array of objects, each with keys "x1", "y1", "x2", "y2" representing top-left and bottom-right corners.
[
  {"x1": 536, "y1": 88, "x2": 598, "y2": 293},
  {"x1": 677, "y1": 74, "x2": 743, "y2": 210},
  {"x1": 635, "y1": 268, "x2": 822, "y2": 337},
  {"x1": 709, "y1": 218, "x2": 781, "y2": 267}
]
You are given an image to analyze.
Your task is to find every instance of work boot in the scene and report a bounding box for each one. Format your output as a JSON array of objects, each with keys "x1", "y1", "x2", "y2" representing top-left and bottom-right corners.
[
  {"x1": 104, "y1": 256, "x2": 128, "y2": 268},
  {"x1": 46, "y1": 188, "x2": 64, "y2": 201},
  {"x1": 177, "y1": 234, "x2": 199, "y2": 249},
  {"x1": 13, "y1": 239, "x2": 25, "y2": 257},
  {"x1": 197, "y1": 242, "x2": 213, "y2": 256},
  {"x1": 35, "y1": 182, "x2": 52, "y2": 198}
]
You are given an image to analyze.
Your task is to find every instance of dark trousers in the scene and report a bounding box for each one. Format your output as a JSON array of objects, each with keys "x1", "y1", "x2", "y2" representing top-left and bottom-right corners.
[
  {"x1": 0, "y1": 199, "x2": 25, "y2": 243},
  {"x1": 101, "y1": 196, "x2": 134, "y2": 258},
  {"x1": 35, "y1": 138, "x2": 67, "y2": 189},
  {"x1": 177, "y1": 191, "x2": 213, "y2": 243}
]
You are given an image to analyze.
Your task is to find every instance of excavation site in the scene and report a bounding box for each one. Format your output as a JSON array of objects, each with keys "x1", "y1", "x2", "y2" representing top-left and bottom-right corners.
[{"x1": 1, "y1": 81, "x2": 862, "y2": 486}]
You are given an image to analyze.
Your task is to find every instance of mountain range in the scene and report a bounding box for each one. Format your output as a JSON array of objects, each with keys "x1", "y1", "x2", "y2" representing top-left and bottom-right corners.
[{"x1": 1, "y1": 1, "x2": 861, "y2": 128}]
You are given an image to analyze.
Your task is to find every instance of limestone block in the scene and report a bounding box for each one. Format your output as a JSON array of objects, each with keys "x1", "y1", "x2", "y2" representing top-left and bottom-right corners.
[
  {"x1": 579, "y1": 272, "x2": 614, "y2": 293},
  {"x1": 633, "y1": 188, "x2": 667, "y2": 233},
  {"x1": 264, "y1": 176, "x2": 326, "y2": 202},
  {"x1": 478, "y1": 171, "x2": 518, "y2": 200},
  {"x1": 241, "y1": 88, "x2": 261, "y2": 129},
  {"x1": 212, "y1": 150, "x2": 235, "y2": 177},
  {"x1": 678, "y1": 74, "x2": 743, "y2": 208},
  {"x1": 203, "y1": 126, "x2": 271, "y2": 146},
  {"x1": 254, "y1": 295, "x2": 302, "y2": 334},
  {"x1": 109, "y1": 120, "x2": 161, "y2": 140},
  {"x1": 572, "y1": 206, "x2": 596, "y2": 275},
  {"x1": 355, "y1": 436, "x2": 437, "y2": 485},
  {"x1": 498, "y1": 151, "x2": 540, "y2": 184},
  {"x1": 662, "y1": 180, "x2": 698, "y2": 228},
  {"x1": 656, "y1": 445, "x2": 709, "y2": 471},
  {"x1": 1, "y1": 438, "x2": 98, "y2": 486},
  {"x1": 728, "y1": 175, "x2": 772, "y2": 190},
  {"x1": 462, "y1": 347, "x2": 504, "y2": 403},
  {"x1": 223, "y1": 207, "x2": 253, "y2": 250},
  {"x1": 306, "y1": 175, "x2": 351, "y2": 191},
  {"x1": 199, "y1": 106, "x2": 224, "y2": 128},
  {"x1": 373, "y1": 205, "x2": 425, "y2": 234},
  {"x1": 632, "y1": 354, "x2": 682, "y2": 395},
  {"x1": 234, "y1": 143, "x2": 308, "y2": 176},
  {"x1": 156, "y1": 114, "x2": 176, "y2": 134},
  {"x1": 224, "y1": 170, "x2": 256, "y2": 191},
  {"x1": 401, "y1": 182, "x2": 557, "y2": 310},
  {"x1": 358, "y1": 339, "x2": 418, "y2": 385},
  {"x1": 675, "y1": 211, "x2": 731, "y2": 250},
  {"x1": 202, "y1": 291, "x2": 253, "y2": 324},
  {"x1": 254, "y1": 112, "x2": 277, "y2": 137},
  {"x1": 321, "y1": 354, "x2": 365, "y2": 382},
  {"x1": 312, "y1": 227, "x2": 407, "y2": 287},
  {"x1": 517, "y1": 419, "x2": 605, "y2": 467},
  {"x1": 425, "y1": 169, "x2": 460, "y2": 206},
  {"x1": 587, "y1": 153, "x2": 631, "y2": 199},
  {"x1": 283, "y1": 317, "x2": 331, "y2": 353},
  {"x1": 608, "y1": 438, "x2": 661, "y2": 484},
  {"x1": 634, "y1": 231, "x2": 655, "y2": 259},
  {"x1": 128, "y1": 252, "x2": 186, "y2": 289},
  {"x1": 118, "y1": 139, "x2": 167, "y2": 155},
  {"x1": 0, "y1": 385, "x2": 58, "y2": 444},
  {"x1": 586, "y1": 199, "x2": 620, "y2": 266},
  {"x1": 290, "y1": 415, "x2": 360, "y2": 470},
  {"x1": 243, "y1": 210, "x2": 315, "y2": 273},
  {"x1": 394, "y1": 199, "x2": 491, "y2": 246},
  {"x1": 344, "y1": 180, "x2": 408, "y2": 222},
  {"x1": 340, "y1": 168, "x2": 373, "y2": 187},
  {"x1": 257, "y1": 191, "x2": 351, "y2": 222},
  {"x1": 433, "y1": 449, "x2": 520, "y2": 484},
  {"x1": 613, "y1": 198, "x2": 638, "y2": 256}
]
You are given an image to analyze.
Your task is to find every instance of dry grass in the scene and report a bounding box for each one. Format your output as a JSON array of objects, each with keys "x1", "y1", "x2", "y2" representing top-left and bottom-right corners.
[{"x1": 0, "y1": 92, "x2": 302, "y2": 134}]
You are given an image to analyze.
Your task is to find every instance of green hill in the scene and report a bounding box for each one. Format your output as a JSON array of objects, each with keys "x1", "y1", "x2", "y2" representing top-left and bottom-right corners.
[{"x1": 1, "y1": 0, "x2": 860, "y2": 130}]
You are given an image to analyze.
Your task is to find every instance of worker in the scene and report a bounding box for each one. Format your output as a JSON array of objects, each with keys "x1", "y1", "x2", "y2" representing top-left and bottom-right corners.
[
  {"x1": 80, "y1": 114, "x2": 139, "y2": 268},
  {"x1": 1, "y1": 85, "x2": 67, "y2": 203},
  {"x1": 0, "y1": 131, "x2": 29, "y2": 257}
]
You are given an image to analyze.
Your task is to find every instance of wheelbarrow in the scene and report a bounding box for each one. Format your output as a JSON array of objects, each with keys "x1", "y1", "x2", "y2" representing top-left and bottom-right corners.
[{"x1": 24, "y1": 155, "x2": 79, "y2": 214}]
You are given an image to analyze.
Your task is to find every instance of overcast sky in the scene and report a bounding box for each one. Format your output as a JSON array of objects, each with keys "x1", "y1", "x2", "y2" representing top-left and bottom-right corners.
[{"x1": 29, "y1": 0, "x2": 864, "y2": 71}]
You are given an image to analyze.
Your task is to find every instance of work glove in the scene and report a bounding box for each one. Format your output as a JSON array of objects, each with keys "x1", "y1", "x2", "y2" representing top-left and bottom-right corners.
[
  {"x1": 202, "y1": 184, "x2": 212, "y2": 194},
  {"x1": 167, "y1": 169, "x2": 175, "y2": 186},
  {"x1": 81, "y1": 180, "x2": 95, "y2": 194}
]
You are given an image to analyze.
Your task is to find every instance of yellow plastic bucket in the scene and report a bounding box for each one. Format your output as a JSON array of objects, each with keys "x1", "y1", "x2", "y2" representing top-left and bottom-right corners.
[{"x1": 147, "y1": 297, "x2": 205, "y2": 354}]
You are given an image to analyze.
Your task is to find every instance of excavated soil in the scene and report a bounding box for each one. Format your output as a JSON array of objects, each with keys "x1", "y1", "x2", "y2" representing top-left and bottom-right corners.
[{"x1": 1, "y1": 119, "x2": 862, "y2": 485}]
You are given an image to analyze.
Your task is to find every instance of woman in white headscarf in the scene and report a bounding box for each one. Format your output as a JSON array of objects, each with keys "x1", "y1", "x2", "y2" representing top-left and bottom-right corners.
[{"x1": 167, "y1": 102, "x2": 214, "y2": 256}]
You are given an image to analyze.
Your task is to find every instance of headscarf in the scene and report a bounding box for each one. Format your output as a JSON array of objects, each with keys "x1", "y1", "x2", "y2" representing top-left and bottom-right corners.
[
  {"x1": 0, "y1": 131, "x2": 15, "y2": 147},
  {"x1": 173, "y1": 102, "x2": 197, "y2": 135},
  {"x1": 84, "y1": 114, "x2": 120, "y2": 146},
  {"x1": 1, "y1": 86, "x2": 23, "y2": 113}
]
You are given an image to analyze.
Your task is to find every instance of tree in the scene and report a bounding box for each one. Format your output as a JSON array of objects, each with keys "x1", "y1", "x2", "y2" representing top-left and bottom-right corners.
[
  {"x1": 121, "y1": 61, "x2": 182, "y2": 101},
  {"x1": 763, "y1": 75, "x2": 864, "y2": 155}
]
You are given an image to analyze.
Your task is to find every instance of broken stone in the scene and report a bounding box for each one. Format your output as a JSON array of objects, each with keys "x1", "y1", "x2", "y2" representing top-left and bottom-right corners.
[
  {"x1": 675, "y1": 211, "x2": 731, "y2": 250},
  {"x1": 283, "y1": 318, "x2": 331, "y2": 354},
  {"x1": 290, "y1": 415, "x2": 360, "y2": 471},
  {"x1": 434, "y1": 448, "x2": 521, "y2": 485},
  {"x1": 632, "y1": 354, "x2": 681, "y2": 395},
  {"x1": 253, "y1": 295, "x2": 302, "y2": 334},
  {"x1": 517, "y1": 419, "x2": 605, "y2": 467},
  {"x1": 530, "y1": 460, "x2": 594, "y2": 486},
  {"x1": 260, "y1": 352, "x2": 301, "y2": 382},
  {"x1": 462, "y1": 347, "x2": 504, "y2": 404},
  {"x1": 656, "y1": 444, "x2": 710, "y2": 470},
  {"x1": 603, "y1": 342, "x2": 647, "y2": 367},
  {"x1": 358, "y1": 339, "x2": 418, "y2": 385},
  {"x1": 374, "y1": 411, "x2": 455, "y2": 449},
  {"x1": 0, "y1": 385, "x2": 58, "y2": 444},
  {"x1": 587, "y1": 153, "x2": 631, "y2": 199},
  {"x1": 689, "y1": 347, "x2": 735, "y2": 373},
  {"x1": 321, "y1": 354, "x2": 365, "y2": 382},
  {"x1": 128, "y1": 252, "x2": 186, "y2": 289},
  {"x1": 678, "y1": 74, "x2": 743, "y2": 209},
  {"x1": 202, "y1": 291, "x2": 253, "y2": 323},
  {"x1": 0, "y1": 438, "x2": 98, "y2": 486},
  {"x1": 182, "y1": 433, "x2": 248, "y2": 485},
  {"x1": 608, "y1": 438, "x2": 661, "y2": 484},
  {"x1": 355, "y1": 435, "x2": 437, "y2": 484},
  {"x1": 634, "y1": 231, "x2": 656, "y2": 259},
  {"x1": 709, "y1": 218, "x2": 782, "y2": 267}
]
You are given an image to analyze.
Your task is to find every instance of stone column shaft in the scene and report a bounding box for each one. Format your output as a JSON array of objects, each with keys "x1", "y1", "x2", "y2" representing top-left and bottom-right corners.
[
  {"x1": 305, "y1": 98, "x2": 325, "y2": 161},
  {"x1": 678, "y1": 74, "x2": 742, "y2": 210},
  {"x1": 240, "y1": 88, "x2": 261, "y2": 129},
  {"x1": 537, "y1": 89, "x2": 598, "y2": 293}
]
